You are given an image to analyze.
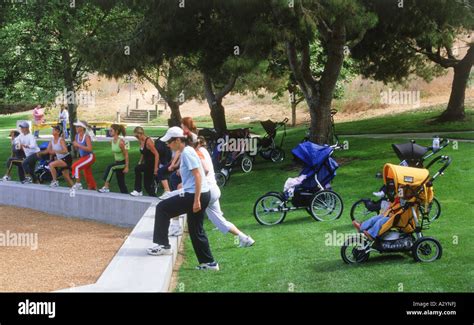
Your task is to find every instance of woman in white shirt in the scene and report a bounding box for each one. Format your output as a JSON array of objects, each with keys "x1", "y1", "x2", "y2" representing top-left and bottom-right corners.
[{"x1": 196, "y1": 136, "x2": 255, "y2": 248}]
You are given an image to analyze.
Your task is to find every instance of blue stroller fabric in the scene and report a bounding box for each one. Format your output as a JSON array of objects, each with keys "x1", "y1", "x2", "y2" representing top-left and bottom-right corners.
[{"x1": 291, "y1": 142, "x2": 338, "y2": 189}]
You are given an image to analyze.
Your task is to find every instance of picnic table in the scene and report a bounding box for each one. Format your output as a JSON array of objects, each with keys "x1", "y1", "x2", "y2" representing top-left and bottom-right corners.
[{"x1": 35, "y1": 121, "x2": 127, "y2": 136}]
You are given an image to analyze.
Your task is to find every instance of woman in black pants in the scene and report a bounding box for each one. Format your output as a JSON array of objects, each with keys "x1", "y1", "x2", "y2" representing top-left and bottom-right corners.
[
  {"x1": 130, "y1": 127, "x2": 159, "y2": 197},
  {"x1": 147, "y1": 127, "x2": 218, "y2": 271}
]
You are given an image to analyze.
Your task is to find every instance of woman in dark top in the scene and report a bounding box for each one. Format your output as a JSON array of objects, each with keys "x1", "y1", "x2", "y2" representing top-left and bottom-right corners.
[{"x1": 130, "y1": 126, "x2": 159, "y2": 197}]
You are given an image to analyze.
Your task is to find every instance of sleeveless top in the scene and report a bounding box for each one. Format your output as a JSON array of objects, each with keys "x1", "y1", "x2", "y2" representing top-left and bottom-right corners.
[
  {"x1": 111, "y1": 138, "x2": 125, "y2": 161},
  {"x1": 140, "y1": 137, "x2": 154, "y2": 164},
  {"x1": 76, "y1": 133, "x2": 92, "y2": 157},
  {"x1": 52, "y1": 137, "x2": 69, "y2": 160}
]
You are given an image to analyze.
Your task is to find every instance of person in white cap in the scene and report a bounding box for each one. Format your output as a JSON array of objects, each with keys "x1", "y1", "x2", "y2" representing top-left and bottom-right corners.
[
  {"x1": 71, "y1": 120, "x2": 97, "y2": 190},
  {"x1": 148, "y1": 127, "x2": 219, "y2": 271},
  {"x1": 18, "y1": 121, "x2": 40, "y2": 183}
]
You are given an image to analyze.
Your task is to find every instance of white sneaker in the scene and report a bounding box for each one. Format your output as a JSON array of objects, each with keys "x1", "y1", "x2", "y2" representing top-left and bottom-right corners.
[
  {"x1": 1, "y1": 175, "x2": 10, "y2": 181},
  {"x1": 22, "y1": 176, "x2": 32, "y2": 184},
  {"x1": 169, "y1": 224, "x2": 183, "y2": 237},
  {"x1": 50, "y1": 180, "x2": 59, "y2": 187},
  {"x1": 372, "y1": 190, "x2": 385, "y2": 198},
  {"x1": 196, "y1": 262, "x2": 220, "y2": 271},
  {"x1": 130, "y1": 190, "x2": 143, "y2": 197},
  {"x1": 239, "y1": 235, "x2": 255, "y2": 248},
  {"x1": 72, "y1": 183, "x2": 83, "y2": 190},
  {"x1": 98, "y1": 187, "x2": 110, "y2": 193},
  {"x1": 147, "y1": 244, "x2": 172, "y2": 256}
]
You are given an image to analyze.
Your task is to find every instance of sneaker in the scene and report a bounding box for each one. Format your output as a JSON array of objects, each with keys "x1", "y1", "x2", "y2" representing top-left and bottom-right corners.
[
  {"x1": 1, "y1": 175, "x2": 11, "y2": 181},
  {"x1": 98, "y1": 187, "x2": 110, "y2": 193},
  {"x1": 169, "y1": 224, "x2": 183, "y2": 237},
  {"x1": 239, "y1": 235, "x2": 255, "y2": 248},
  {"x1": 72, "y1": 183, "x2": 83, "y2": 190},
  {"x1": 130, "y1": 190, "x2": 143, "y2": 197},
  {"x1": 50, "y1": 180, "x2": 59, "y2": 187},
  {"x1": 147, "y1": 244, "x2": 172, "y2": 256},
  {"x1": 196, "y1": 261, "x2": 220, "y2": 271},
  {"x1": 21, "y1": 176, "x2": 32, "y2": 184},
  {"x1": 372, "y1": 190, "x2": 385, "y2": 198}
]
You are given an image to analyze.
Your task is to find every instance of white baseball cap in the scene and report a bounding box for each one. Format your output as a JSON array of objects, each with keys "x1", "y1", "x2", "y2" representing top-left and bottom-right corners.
[
  {"x1": 73, "y1": 121, "x2": 88, "y2": 129},
  {"x1": 160, "y1": 126, "x2": 185, "y2": 142}
]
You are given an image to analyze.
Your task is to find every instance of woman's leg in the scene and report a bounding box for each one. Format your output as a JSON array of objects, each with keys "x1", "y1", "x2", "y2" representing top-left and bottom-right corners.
[
  {"x1": 186, "y1": 192, "x2": 215, "y2": 264},
  {"x1": 49, "y1": 159, "x2": 67, "y2": 181},
  {"x1": 134, "y1": 164, "x2": 145, "y2": 192},
  {"x1": 72, "y1": 156, "x2": 88, "y2": 182},
  {"x1": 102, "y1": 162, "x2": 116, "y2": 188},
  {"x1": 61, "y1": 169, "x2": 74, "y2": 187},
  {"x1": 82, "y1": 154, "x2": 97, "y2": 190},
  {"x1": 206, "y1": 185, "x2": 236, "y2": 234},
  {"x1": 153, "y1": 194, "x2": 191, "y2": 246},
  {"x1": 143, "y1": 164, "x2": 156, "y2": 197},
  {"x1": 115, "y1": 167, "x2": 128, "y2": 194}
]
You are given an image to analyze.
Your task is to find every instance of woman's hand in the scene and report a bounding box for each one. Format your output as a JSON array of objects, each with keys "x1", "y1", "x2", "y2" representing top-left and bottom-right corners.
[
  {"x1": 193, "y1": 200, "x2": 201, "y2": 213},
  {"x1": 72, "y1": 141, "x2": 79, "y2": 148},
  {"x1": 123, "y1": 166, "x2": 129, "y2": 174},
  {"x1": 154, "y1": 167, "x2": 158, "y2": 176}
]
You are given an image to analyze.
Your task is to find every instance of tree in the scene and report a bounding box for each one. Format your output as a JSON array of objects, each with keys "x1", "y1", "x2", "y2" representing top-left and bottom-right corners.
[
  {"x1": 352, "y1": 0, "x2": 474, "y2": 121},
  {"x1": 279, "y1": 0, "x2": 377, "y2": 144}
]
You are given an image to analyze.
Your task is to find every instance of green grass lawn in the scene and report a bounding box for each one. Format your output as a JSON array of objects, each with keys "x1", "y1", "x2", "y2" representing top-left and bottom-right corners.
[
  {"x1": 0, "y1": 108, "x2": 473, "y2": 292},
  {"x1": 336, "y1": 105, "x2": 474, "y2": 135}
]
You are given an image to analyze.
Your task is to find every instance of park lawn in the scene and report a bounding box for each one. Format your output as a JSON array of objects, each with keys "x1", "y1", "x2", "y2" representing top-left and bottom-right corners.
[
  {"x1": 336, "y1": 105, "x2": 474, "y2": 135},
  {"x1": 0, "y1": 109, "x2": 473, "y2": 292}
]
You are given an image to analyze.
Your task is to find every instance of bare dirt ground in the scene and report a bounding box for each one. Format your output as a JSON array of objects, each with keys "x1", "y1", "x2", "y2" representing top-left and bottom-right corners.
[{"x1": 0, "y1": 206, "x2": 130, "y2": 292}]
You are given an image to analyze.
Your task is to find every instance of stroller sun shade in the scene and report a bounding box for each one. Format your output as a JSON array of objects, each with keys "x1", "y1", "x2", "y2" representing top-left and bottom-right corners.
[
  {"x1": 291, "y1": 142, "x2": 338, "y2": 188},
  {"x1": 260, "y1": 120, "x2": 277, "y2": 137},
  {"x1": 392, "y1": 142, "x2": 429, "y2": 167}
]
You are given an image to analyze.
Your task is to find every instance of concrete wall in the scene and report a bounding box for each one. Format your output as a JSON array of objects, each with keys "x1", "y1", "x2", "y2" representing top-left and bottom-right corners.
[{"x1": 0, "y1": 182, "x2": 156, "y2": 227}]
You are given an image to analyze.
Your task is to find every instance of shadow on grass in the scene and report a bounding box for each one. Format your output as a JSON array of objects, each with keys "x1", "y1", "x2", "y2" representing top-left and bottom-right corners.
[{"x1": 312, "y1": 254, "x2": 412, "y2": 273}]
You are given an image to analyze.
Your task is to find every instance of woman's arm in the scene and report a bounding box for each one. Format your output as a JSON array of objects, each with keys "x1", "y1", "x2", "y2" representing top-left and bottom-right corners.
[
  {"x1": 146, "y1": 138, "x2": 159, "y2": 174},
  {"x1": 120, "y1": 139, "x2": 129, "y2": 173},
  {"x1": 192, "y1": 168, "x2": 202, "y2": 213},
  {"x1": 57, "y1": 138, "x2": 69, "y2": 155},
  {"x1": 169, "y1": 151, "x2": 181, "y2": 171},
  {"x1": 76, "y1": 135, "x2": 93, "y2": 152}
]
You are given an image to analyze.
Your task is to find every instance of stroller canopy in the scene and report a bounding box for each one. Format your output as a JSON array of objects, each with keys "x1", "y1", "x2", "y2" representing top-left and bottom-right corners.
[
  {"x1": 383, "y1": 163, "x2": 429, "y2": 188},
  {"x1": 392, "y1": 142, "x2": 429, "y2": 166},
  {"x1": 291, "y1": 142, "x2": 338, "y2": 188}
]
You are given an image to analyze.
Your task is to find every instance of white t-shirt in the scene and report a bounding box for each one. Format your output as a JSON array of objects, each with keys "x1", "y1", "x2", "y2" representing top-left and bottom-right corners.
[
  {"x1": 18, "y1": 133, "x2": 39, "y2": 157},
  {"x1": 198, "y1": 146, "x2": 217, "y2": 187},
  {"x1": 59, "y1": 109, "x2": 69, "y2": 122}
]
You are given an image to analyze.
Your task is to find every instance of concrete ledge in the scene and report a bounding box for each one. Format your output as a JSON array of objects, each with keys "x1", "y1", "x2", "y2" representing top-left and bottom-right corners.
[{"x1": 0, "y1": 182, "x2": 155, "y2": 227}]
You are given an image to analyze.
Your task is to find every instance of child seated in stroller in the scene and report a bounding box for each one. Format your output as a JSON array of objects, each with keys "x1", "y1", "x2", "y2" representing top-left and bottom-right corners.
[{"x1": 1, "y1": 130, "x2": 25, "y2": 181}]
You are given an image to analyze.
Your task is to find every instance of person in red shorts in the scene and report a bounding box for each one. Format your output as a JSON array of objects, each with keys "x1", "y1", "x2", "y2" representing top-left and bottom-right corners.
[{"x1": 71, "y1": 121, "x2": 97, "y2": 190}]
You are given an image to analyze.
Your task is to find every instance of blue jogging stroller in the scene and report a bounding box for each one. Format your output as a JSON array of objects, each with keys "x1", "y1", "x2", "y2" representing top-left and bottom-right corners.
[{"x1": 253, "y1": 142, "x2": 344, "y2": 225}]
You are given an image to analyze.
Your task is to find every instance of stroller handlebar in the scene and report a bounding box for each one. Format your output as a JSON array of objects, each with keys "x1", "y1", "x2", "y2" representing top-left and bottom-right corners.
[{"x1": 427, "y1": 155, "x2": 452, "y2": 183}]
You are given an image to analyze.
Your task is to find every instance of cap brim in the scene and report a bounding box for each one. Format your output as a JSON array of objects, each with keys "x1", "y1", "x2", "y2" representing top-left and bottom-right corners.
[{"x1": 160, "y1": 134, "x2": 172, "y2": 142}]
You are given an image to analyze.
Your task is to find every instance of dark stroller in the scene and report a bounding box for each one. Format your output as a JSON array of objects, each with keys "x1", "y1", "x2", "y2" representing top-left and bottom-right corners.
[
  {"x1": 350, "y1": 138, "x2": 449, "y2": 225},
  {"x1": 256, "y1": 118, "x2": 288, "y2": 162},
  {"x1": 213, "y1": 128, "x2": 254, "y2": 187},
  {"x1": 253, "y1": 142, "x2": 344, "y2": 225}
]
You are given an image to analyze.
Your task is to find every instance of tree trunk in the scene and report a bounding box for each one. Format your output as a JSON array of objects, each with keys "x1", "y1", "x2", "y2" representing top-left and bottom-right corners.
[
  {"x1": 291, "y1": 101, "x2": 297, "y2": 127},
  {"x1": 439, "y1": 45, "x2": 473, "y2": 121},
  {"x1": 167, "y1": 102, "x2": 182, "y2": 127},
  {"x1": 61, "y1": 48, "x2": 78, "y2": 155},
  {"x1": 203, "y1": 73, "x2": 235, "y2": 136},
  {"x1": 209, "y1": 100, "x2": 227, "y2": 135}
]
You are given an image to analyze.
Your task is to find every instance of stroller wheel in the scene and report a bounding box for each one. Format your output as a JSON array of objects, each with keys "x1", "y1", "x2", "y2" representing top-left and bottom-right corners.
[
  {"x1": 270, "y1": 148, "x2": 285, "y2": 162},
  {"x1": 253, "y1": 193, "x2": 287, "y2": 226},
  {"x1": 215, "y1": 172, "x2": 227, "y2": 188},
  {"x1": 420, "y1": 197, "x2": 441, "y2": 224},
  {"x1": 241, "y1": 155, "x2": 253, "y2": 173},
  {"x1": 350, "y1": 199, "x2": 379, "y2": 223},
  {"x1": 412, "y1": 237, "x2": 442, "y2": 262},
  {"x1": 341, "y1": 235, "x2": 371, "y2": 264},
  {"x1": 309, "y1": 190, "x2": 344, "y2": 221}
]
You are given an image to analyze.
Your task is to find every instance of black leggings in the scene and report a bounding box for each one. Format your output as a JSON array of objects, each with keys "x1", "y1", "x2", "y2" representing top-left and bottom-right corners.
[
  {"x1": 134, "y1": 162, "x2": 155, "y2": 196},
  {"x1": 103, "y1": 160, "x2": 128, "y2": 194},
  {"x1": 153, "y1": 191, "x2": 213, "y2": 264}
]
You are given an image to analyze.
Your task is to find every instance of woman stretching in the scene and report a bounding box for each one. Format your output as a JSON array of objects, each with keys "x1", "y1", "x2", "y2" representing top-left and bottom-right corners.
[
  {"x1": 130, "y1": 127, "x2": 159, "y2": 197},
  {"x1": 44, "y1": 125, "x2": 74, "y2": 187},
  {"x1": 71, "y1": 121, "x2": 97, "y2": 190},
  {"x1": 98, "y1": 124, "x2": 129, "y2": 193},
  {"x1": 196, "y1": 136, "x2": 255, "y2": 247},
  {"x1": 148, "y1": 127, "x2": 218, "y2": 271}
]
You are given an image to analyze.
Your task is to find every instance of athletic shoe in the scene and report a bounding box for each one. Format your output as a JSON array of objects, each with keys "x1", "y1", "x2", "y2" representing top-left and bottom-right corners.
[
  {"x1": 50, "y1": 180, "x2": 59, "y2": 187},
  {"x1": 196, "y1": 262, "x2": 220, "y2": 271},
  {"x1": 1, "y1": 175, "x2": 11, "y2": 181},
  {"x1": 147, "y1": 244, "x2": 172, "y2": 256},
  {"x1": 372, "y1": 190, "x2": 385, "y2": 198},
  {"x1": 98, "y1": 187, "x2": 110, "y2": 193},
  {"x1": 239, "y1": 236, "x2": 255, "y2": 248},
  {"x1": 21, "y1": 176, "x2": 32, "y2": 184},
  {"x1": 169, "y1": 224, "x2": 183, "y2": 237},
  {"x1": 72, "y1": 183, "x2": 83, "y2": 190},
  {"x1": 130, "y1": 190, "x2": 143, "y2": 197}
]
